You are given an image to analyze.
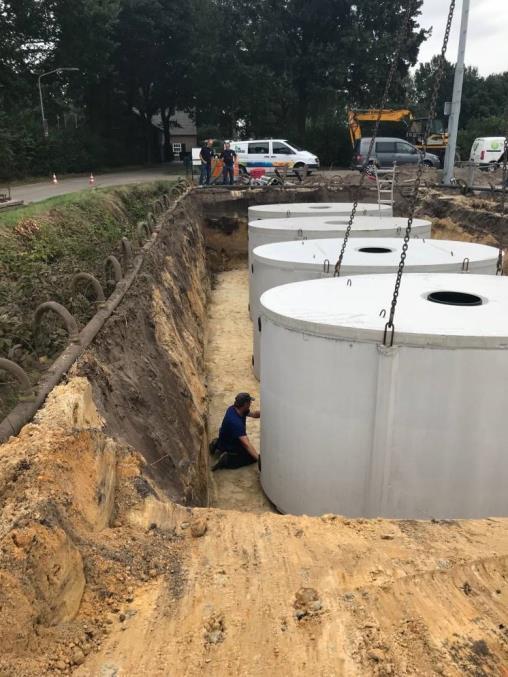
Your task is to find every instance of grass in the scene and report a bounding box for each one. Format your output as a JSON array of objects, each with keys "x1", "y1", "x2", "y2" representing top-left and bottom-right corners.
[
  {"x1": 0, "y1": 191, "x2": 104, "y2": 227},
  {"x1": 0, "y1": 179, "x2": 174, "y2": 411}
]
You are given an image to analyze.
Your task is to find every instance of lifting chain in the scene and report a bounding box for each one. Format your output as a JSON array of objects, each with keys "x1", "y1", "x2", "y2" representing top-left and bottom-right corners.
[
  {"x1": 497, "y1": 133, "x2": 508, "y2": 274},
  {"x1": 383, "y1": 0, "x2": 456, "y2": 346},
  {"x1": 334, "y1": 2, "x2": 417, "y2": 277}
]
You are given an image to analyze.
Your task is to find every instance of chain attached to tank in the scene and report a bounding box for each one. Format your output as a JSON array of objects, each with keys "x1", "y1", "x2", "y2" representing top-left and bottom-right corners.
[
  {"x1": 333, "y1": 2, "x2": 417, "y2": 277},
  {"x1": 383, "y1": 0, "x2": 456, "y2": 347},
  {"x1": 496, "y1": 133, "x2": 508, "y2": 274}
]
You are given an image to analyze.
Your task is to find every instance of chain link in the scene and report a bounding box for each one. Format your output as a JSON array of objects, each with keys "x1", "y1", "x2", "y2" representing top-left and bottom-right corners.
[
  {"x1": 497, "y1": 133, "x2": 508, "y2": 274},
  {"x1": 383, "y1": 0, "x2": 456, "y2": 346},
  {"x1": 334, "y1": 2, "x2": 417, "y2": 277}
]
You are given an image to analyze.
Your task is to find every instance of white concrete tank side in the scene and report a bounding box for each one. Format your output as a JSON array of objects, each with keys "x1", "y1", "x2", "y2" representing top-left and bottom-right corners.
[
  {"x1": 248, "y1": 202, "x2": 392, "y2": 220},
  {"x1": 247, "y1": 216, "x2": 433, "y2": 321},
  {"x1": 260, "y1": 274, "x2": 508, "y2": 519},
  {"x1": 250, "y1": 238, "x2": 498, "y2": 379},
  {"x1": 248, "y1": 215, "x2": 432, "y2": 272}
]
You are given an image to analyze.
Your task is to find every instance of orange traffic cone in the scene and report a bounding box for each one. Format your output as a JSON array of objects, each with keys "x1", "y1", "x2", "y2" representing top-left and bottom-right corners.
[
  {"x1": 52, "y1": 173, "x2": 58, "y2": 184},
  {"x1": 89, "y1": 173, "x2": 95, "y2": 186}
]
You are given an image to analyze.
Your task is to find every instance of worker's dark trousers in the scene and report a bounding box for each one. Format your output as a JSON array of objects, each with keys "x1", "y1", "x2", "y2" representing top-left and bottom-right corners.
[
  {"x1": 200, "y1": 163, "x2": 211, "y2": 185},
  {"x1": 222, "y1": 165, "x2": 234, "y2": 185},
  {"x1": 217, "y1": 449, "x2": 256, "y2": 469}
]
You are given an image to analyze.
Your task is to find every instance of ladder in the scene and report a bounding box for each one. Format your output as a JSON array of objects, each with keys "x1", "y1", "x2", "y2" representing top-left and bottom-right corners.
[{"x1": 373, "y1": 163, "x2": 396, "y2": 214}]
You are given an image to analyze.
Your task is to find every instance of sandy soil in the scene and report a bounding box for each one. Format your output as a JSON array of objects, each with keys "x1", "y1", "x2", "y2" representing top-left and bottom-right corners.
[
  {"x1": 206, "y1": 268, "x2": 274, "y2": 513},
  {"x1": 76, "y1": 508, "x2": 508, "y2": 677}
]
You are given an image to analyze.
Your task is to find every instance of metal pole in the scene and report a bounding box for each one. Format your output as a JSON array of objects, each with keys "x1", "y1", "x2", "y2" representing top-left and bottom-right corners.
[
  {"x1": 443, "y1": 0, "x2": 470, "y2": 185},
  {"x1": 37, "y1": 68, "x2": 79, "y2": 138},
  {"x1": 38, "y1": 75, "x2": 48, "y2": 138}
]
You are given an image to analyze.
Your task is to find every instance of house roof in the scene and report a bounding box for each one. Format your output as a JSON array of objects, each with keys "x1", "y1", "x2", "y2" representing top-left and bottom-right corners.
[{"x1": 131, "y1": 108, "x2": 197, "y2": 135}]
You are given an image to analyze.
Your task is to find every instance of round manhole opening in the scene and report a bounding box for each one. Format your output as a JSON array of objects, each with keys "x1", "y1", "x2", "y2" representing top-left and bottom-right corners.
[
  {"x1": 427, "y1": 291, "x2": 483, "y2": 306},
  {"x1": 358, "y1": 247, "x2": 393, "y2": 254}
]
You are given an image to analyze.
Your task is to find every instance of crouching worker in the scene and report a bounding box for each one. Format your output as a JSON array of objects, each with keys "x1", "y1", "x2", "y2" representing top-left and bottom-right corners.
[{"x1": 210, "y1": 393, "x2": 260, "y2": 471}]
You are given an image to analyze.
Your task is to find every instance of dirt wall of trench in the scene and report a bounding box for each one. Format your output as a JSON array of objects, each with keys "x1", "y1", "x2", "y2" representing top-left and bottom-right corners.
[{"x1": 75, "y1": 196, "x2": 211, "y2": 507}]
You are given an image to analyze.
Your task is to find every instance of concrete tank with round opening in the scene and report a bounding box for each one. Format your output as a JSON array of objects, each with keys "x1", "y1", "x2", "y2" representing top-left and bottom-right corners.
[
  {"x1": 259, "y1": 273, "x2": 508, "y2": 519},
  {"x1": 250, "y1": 238, "x2": 498, "y2": 379},
  {"x1": 248, "y1": 216, "x2": 433, "y2": 319},
  {"x1": 248, "y1": 202, "x2": 392, "y2": 221},
  {"x1": 248, "y1": 215, "x2": 432, "y2": 272}
]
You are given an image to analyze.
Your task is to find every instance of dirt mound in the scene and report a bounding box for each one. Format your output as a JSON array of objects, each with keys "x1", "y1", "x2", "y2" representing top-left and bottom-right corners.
[{"x1": 0, "y1": 381, "x2": 189, "y2": 676}]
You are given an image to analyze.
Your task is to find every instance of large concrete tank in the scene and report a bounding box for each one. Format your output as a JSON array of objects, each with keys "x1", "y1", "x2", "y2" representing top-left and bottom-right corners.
[
  {"x1": 251, "y1": 238, "x2": 498, "y2": 379},
  {"x1": 248, "y1": 217, "x2": 432, "y2": 320},
  {"x1": 248, "y1": 202, "x2": 392, "y2": 221},
  {"x1": 248, "y1": 216, "x2": 432, "y2": 272},
  {"x1": 260, "y1": 273, "x2": 508, "y2": 519}
]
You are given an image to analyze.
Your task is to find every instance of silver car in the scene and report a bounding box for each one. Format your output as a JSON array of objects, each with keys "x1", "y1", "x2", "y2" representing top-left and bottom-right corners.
[{"x1": 352, "y1": 137, "x2": 441, "y2": 170}]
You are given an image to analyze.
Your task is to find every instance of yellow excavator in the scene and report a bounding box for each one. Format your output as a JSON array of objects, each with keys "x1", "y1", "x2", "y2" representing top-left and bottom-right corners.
[{"x1": 348, "y1": 109, "x2": 449, "y2": 161}]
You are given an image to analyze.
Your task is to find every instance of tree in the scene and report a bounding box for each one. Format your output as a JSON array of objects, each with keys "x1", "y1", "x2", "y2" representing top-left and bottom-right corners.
[
  {"x1": 194, "y1": 0, "x2": 426, "y2": 144},
  {"x1": 115, "y1": 0, "x2": 194, "y2": 162},
  {"x1": 413, "y1": 57, "x2": 486, "y2": 126}
]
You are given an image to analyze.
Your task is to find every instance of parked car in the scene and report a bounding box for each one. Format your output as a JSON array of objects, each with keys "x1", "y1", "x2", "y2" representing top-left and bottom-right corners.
[
  {"x1": 469, "y1": 136, "x2": 506, "y2": 171},
  {"x1": 230, "y1": 139, "x2": 319, "y2": 173},
  {"x1": 351, "y1": 137, "x2": 441, "y2": 170}
]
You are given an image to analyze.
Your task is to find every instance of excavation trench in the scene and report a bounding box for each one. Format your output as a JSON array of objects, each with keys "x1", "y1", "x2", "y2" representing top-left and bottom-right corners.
[
  {"x1": 74, "y1": 184, "x2": 352, "y2": 508},
  {"x1": 2, "y1": 183, "x2": 508, "y2": 676}
]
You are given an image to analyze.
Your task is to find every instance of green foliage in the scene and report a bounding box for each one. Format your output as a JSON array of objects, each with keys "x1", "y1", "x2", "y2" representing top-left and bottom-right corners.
[
  {"x1": 458, "y1": 116, "x2": 508, "y2": 160},
  {"x1": 193, "y1": 0, "x2": 426, "y2": 142},
  {"x1": 304, "y1": 117, "x2": 352, "y2": 168},
  {"x1": 1, "y1": 0, "x2": 508, "y2": 174},
  {"x1": 0, "y1": 181, "x2": 172, "y2": 365}
]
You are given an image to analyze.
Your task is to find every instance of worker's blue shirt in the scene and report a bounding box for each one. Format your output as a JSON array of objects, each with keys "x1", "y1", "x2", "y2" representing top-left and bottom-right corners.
[
  {"x1": 221, "y1": 149, "x2": 236, "y2": 167},
  {"x1": 217, "y1": 406, "x2": 247, "y2": 454},
  {"x1": 200, "y1": 146, "x2": 213, "y2": 164}
]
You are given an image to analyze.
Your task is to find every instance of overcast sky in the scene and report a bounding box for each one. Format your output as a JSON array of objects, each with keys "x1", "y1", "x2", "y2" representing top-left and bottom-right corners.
[{"x1": 417, "y1": 0, "x2": 507, "y2": 76}]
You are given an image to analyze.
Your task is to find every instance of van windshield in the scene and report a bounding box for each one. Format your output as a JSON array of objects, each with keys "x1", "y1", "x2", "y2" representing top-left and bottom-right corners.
[{"x1": 285, "y1": 141, "x2": 304, "y2": 151}]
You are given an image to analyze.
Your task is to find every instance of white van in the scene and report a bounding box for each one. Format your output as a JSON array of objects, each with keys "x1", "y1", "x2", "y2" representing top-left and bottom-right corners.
[
  {"x1": 230, "y1": 139, "x2": 319, "y2": 173},
  {"x1": 470, "y1": 137, "x2": 506, "y2": 171}
]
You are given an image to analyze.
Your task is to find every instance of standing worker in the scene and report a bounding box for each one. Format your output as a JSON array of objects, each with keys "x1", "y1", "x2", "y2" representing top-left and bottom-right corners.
[
  {"x1": 199, "y1": 139, "x2": 214, "y2": 186},
  {"x1": 210, "y1": 393, "x2": 260, "y2": 470},
  {"x1": 220, "y1": 142, "x2": 237, "y2": 186}
]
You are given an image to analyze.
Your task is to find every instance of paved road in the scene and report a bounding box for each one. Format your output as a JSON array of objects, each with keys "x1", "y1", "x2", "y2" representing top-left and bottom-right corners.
[{"x1": 8, "y1": 167, "x2": 185, "y2": 205}]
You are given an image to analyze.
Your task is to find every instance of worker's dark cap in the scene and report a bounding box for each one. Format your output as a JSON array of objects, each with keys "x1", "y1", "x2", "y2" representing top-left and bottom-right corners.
[{"x1": 234, "y1": 392, "x2": 255, "y2": 406}]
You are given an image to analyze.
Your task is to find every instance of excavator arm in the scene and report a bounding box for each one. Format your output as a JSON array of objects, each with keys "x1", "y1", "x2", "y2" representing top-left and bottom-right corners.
[
  {"x1": 348, "y1": 109, "x2": 413, "y2": 146},
  {"x1": 347, "y1": 108, "x2": 448, "y2": 159}
]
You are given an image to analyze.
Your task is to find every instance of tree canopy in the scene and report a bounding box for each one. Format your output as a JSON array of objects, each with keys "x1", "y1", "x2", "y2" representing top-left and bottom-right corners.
[{"x1": 0, "y1": 0, "x2": 507, "y2": 179}]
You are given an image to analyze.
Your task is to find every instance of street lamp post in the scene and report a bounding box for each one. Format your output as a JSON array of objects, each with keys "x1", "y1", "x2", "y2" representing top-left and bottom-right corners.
[
  {"x1": 443, "y1": 0, "x2": 470, "y2": 185},
  {"x1": 37, "y1": 68, "x2": 79, "y2": 138}
]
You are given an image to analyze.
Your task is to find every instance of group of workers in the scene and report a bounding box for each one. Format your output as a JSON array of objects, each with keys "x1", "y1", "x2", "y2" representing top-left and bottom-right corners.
[
  {"x1": 210, "y1": 392, "x2": 260, "y2": 471},
  {"x1": 199, "y1": 139, "x2": 237, "y2": 186}
]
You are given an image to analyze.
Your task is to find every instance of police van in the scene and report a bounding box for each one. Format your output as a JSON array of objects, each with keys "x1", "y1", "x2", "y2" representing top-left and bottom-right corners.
[
  {"x1": 230, "y1": 139, "x2": 319, "y2": 173},
  {"x1": 469, "y1": 137, "x2": 506, "y2": 171}
]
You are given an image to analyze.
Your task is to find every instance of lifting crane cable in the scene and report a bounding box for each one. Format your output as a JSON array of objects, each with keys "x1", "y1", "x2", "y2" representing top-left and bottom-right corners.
[
  {"x1": 382, "y1": 0, "x2": 456, "y2": 347},
  {"x1": 496, "y1": 132, "x2": 508, "y2": 274},
  {"x1": 334, "y1": 2, "x2": 417, "y2": 277}
]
